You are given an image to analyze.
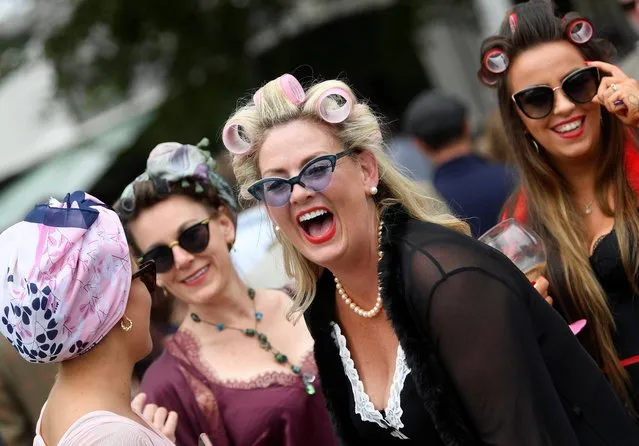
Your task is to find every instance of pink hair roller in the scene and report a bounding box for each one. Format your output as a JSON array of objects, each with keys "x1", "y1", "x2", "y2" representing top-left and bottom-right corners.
[
  {"x1": 279, "y1": 73, "x2": 305, "y2": 105},
  {"x1": 222, "y1": 121, "x2": 252, "y2": 155},
  {"x1": 317, "y1": 88, "x2": 353, "y2": 124},
  {"x1": 252, "y1": 74, "x2": 305, "y2": 107},
  {"x1": 253, "y1": 88, "x2": 264, "y2": 106},
  {"x1": 565, "y1": 18, "x2": 594, "y2": 44},
  {"x1": 477, "y1": 69, "x2": 498, "y2": 87},
  {"x1": 483, "y1": 49, "x2": 509, "y2": 74},
  {"x1": 509, "y1": 12, "x2": 517, "y2": 33}
]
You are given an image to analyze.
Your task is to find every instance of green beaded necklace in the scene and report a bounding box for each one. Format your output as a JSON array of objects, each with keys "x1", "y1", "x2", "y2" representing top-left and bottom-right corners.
[{"x1": 190, "y1": 287, "x2": 316, "y2": 395}]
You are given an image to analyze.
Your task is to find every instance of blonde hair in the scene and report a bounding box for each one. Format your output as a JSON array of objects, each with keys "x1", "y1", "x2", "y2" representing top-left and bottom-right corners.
[{"x1": 225, "y1": 76, "x2": 469, "y2": 316}]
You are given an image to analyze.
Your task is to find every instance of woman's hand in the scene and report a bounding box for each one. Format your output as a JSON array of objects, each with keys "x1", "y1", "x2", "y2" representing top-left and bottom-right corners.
[
  {"x1": 587, "y1": 60, "x2": 639, "y2": 127},
  {"x1": 131, "y1": 392, "x2": 178, "y2": 443},
  {"x1": 531, "y1": 275, "x2": 553, "y2": 306}
]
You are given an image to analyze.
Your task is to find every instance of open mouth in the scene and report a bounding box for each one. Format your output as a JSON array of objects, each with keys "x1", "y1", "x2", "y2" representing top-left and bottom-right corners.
[
  {"x1": 552, "y1": 117, "x2": 585, "y2": 135},
  {"x1": 297, "y1": 208, "x2": 336, "y2": 244}
]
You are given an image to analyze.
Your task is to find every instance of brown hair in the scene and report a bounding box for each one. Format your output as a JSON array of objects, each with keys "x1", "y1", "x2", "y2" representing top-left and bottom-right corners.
[
  {"x1": 482, "y1": 0, "x2": 639, "y2": 411},
  {"x1": 114, "y1": 180, "x2": 230, "y2": 256}
]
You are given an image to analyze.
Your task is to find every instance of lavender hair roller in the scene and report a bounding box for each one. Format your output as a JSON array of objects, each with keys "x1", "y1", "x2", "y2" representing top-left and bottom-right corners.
[
  {"x1": 317, "y1": 88, "x2": 353, "y2": 124},
  {"x1": 222, "y1": 121, "x2": 252, "y2": 155}
]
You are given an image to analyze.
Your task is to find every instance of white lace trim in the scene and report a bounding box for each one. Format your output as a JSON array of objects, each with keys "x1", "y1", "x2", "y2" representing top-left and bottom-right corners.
[{"x1": 331, "y1": 322, "x2": 411, "y2": 439}]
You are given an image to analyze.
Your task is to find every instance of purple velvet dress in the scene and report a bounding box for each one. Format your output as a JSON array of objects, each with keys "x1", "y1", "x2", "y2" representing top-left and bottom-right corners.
[{"x1": 141, "y1": 330, "x2": 338, "y2": 446}]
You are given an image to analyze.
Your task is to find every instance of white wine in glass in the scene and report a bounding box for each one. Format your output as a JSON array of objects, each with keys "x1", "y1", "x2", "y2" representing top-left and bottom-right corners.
[
  {"x1": 478, "y1": 218, "x2": 547, "y2": 281},
  {"x1": 479, "y1": 219, "x2": 586, "y2": 335}
]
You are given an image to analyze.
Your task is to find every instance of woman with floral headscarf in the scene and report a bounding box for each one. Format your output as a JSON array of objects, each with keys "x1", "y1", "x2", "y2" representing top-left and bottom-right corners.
[
  {"x1": 0, "y1": 192, "x2": 177, "y2": 445},
  {"x1": 114, "y1": 139, "x2": 337, "y2": 446}
]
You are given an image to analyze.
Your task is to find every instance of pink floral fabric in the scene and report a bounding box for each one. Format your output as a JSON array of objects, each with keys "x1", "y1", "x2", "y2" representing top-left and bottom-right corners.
[{"x1": 0, "y1": 191, "x2": 131, "y2": 363}]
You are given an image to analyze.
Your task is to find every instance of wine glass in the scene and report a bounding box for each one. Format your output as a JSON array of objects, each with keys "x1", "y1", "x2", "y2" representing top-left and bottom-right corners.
[
  {"x1": 478, "y1": 218, "x2": 547, "y2": 281},
  {"x1": 479, "y1": 219, "x2": 586, "y2": 335}
]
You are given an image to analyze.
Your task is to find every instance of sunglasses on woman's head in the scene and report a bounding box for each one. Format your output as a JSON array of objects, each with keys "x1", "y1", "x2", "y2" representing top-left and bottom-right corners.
[
  {"x1": 137, "y1": 218, "x2": 211, "y2": 273},
  {"x1": 248, "y1": 149, "x2": 354, "y2": 208},
  {"x1": 512, "y1": 66, "x2": 600, "y2": 119},
  {"x1": 132, "y1": 260, "x2": 157, "y2": 295}
]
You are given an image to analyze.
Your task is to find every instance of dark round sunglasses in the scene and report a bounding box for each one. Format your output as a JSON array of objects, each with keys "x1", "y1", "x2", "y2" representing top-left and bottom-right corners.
[
  {"x1": 248, "y1": 149, "x2": 354, "y2": 207},
  {"x1": 512, "y1": 66, "x2": 600, "y2": 119},
  {"x1": 137, "y1": 218, "x2": 211, "y2": 273},
  {"x1": 132, "y1": 260, "x2": 157, "y2": 295}
]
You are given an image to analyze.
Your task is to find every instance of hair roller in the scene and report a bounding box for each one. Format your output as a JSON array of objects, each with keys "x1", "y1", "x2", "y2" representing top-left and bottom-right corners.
[
  {"x1": 222, "y1": 121, "x2": 252, "y2": 155},
  {"x1": 477, "y1": 69, "x2": 499, "y2": 88},
  {"x1": 252, "y1": 74, "x2": 305, "y2": 107},
  {"x1": 253, "y1": 88, "x2": 264, "y2": 106},
  {"x1": 317, "y1": 88, "x2": 353, "y2": 124},
  {"x1": 564, "y1": 16, "x2": 594, "y2": 45},
  {"x1": 483, "y1": 48, "x2": 509, "y2": 75},
  {"x1": 278, "y1": 73, "x2": 306, "y2": 105},
  {"x1": 508, "y1": 12, "x2": 517, "y2": 33}
]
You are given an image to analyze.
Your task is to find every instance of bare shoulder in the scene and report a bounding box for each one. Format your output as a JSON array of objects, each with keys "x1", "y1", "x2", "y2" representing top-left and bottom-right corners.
[{"x1": 256, "y1": 287, "x2": 295, "y2": 316}]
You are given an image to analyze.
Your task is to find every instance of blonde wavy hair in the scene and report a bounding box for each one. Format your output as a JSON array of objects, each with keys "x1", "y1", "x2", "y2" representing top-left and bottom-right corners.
[{"x1": 225, "y1": 75, "x2": 469, "y2": 316}]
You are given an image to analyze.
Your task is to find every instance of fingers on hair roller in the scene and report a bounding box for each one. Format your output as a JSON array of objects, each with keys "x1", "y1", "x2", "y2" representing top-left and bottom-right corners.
[
  {"x1": 222, "y1": 121, "x2": 252, "y2": 155},
  {"x1": 317, "y1": 88, "x2": 353, "y2": 124},
  {"x1": 565, "y1": 17, "x2": 594, "y2": 44}
]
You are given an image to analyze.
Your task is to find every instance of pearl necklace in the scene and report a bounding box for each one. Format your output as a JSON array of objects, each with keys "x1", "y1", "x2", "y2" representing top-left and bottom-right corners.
[{"x1": 334, "y1": 221, "x2": 384, "y2": 318}]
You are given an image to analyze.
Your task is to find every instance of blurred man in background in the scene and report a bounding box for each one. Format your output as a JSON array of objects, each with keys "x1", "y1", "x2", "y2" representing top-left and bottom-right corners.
[{"x1": 403, "y1": 90, "x2": 517, "y2": 236}]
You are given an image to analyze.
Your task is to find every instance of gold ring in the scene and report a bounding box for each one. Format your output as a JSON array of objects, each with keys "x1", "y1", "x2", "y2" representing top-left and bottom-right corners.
[{"x1": 611, "y1": 83, "x2": 619, "y2": 92}]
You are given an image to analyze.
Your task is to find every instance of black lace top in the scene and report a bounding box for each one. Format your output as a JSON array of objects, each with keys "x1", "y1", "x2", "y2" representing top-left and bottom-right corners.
[
  {"x1": 305, "y1": 205, "x2": 639, "y2": 445},
  {"x1": 589, "y1": 229, "x2": 639, "y2": 407}
]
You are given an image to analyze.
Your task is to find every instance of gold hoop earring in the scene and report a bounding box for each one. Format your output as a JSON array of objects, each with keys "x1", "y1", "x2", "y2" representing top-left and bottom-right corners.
[
  {"x1": 531, "y1": 139, "x2": 539, "y2": 154},
  {"x1": 120, "y1": 316, "x2": 133, "y2": 332},
  {"x1": 162, "y1": 287, "x2": 168, "y2": 297}
]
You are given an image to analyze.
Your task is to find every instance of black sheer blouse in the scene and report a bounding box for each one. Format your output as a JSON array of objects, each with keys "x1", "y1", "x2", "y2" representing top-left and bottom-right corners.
[
  {"x1": 590, "y1": 229, "x2": 639, "y2": 408},
  {"x1": 305, "y1": 205, "x2": 639, "y2": 445}
]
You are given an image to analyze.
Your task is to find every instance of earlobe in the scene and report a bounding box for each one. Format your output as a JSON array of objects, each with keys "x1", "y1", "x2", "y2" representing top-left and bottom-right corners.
[{"x1": 356, "y1": 150, "x2": 380, "y2": 188}]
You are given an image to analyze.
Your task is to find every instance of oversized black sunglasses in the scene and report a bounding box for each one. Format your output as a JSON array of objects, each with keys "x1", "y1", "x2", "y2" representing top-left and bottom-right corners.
[
  {"x1": 248, "y1": 149, "x2": 354, "y2": 207},
  {"x1": 132, "y1": 260, "x2": 157, "y2": 295},
  {"x1": 512, "y1": 66, "x2": 600, "y2": 119},
  {"x1": 137, "y1": 218, "x2": 211, "y2": 273}
]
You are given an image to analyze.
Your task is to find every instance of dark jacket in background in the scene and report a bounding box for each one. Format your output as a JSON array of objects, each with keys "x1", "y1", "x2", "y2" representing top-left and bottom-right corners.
[{"x1": 434, "y1": 154, "x2": 516, "y2": 237}]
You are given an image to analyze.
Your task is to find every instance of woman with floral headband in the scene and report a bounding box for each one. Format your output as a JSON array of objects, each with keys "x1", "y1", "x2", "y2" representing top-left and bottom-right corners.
[
  {"x1": 114, "y1": 140, "x2": 337, "y2": 446},
  {"x1": 479, "y1": 0, "x2": 639, "y2": 413},
  {"x1": 222, "y1": 71, "x2": 639, "y2": 444},
  {"x1": 0, "y1": 192, "x2": 177, "y2": 445}
]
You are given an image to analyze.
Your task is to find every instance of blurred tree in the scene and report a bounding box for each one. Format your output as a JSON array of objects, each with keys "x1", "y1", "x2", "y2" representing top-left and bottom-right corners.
[{"x1": 0, "y1": 0, "x2": 472, "y2": 204}]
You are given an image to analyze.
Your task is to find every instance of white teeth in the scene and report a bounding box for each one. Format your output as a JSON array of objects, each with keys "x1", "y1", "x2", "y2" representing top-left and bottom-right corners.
[
  {"x1": 184, "y1": 266, "x2": 207, "y2": 283},
  {"x1": 298, "y1": 209, "x2": 328, "y2": 223},
  {"x1": 555, "y1": 119, "x2": 583, "y2": 133}
]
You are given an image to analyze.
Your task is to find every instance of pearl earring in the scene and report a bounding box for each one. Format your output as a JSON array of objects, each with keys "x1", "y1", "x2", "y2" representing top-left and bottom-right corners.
[
  {"x1": 370, "y1": 186, "x2": 378, "y2": 196},
  {"x1": 275, "y1": 226, "x2": 280, "y2": 232}
]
